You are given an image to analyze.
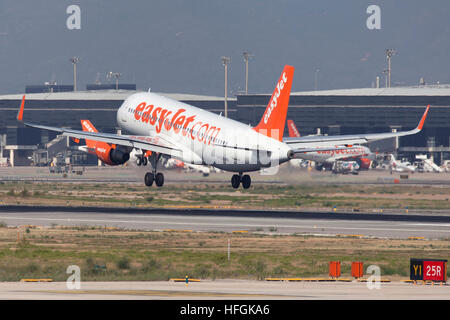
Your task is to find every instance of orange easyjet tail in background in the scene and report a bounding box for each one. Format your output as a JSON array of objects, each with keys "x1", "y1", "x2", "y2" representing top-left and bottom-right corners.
[
  {"x1": 287, "y1": 119, "x2": 301, "y2": 138},
  {"x1": 80, "y1": 120, "x2": 125, "y2": 165},
  {"x1": 253, "y1": 65, "x2": 294, "y2": 141},
  {"x1": 81, "y1": 120, "x2": 111, "y2": 156}
]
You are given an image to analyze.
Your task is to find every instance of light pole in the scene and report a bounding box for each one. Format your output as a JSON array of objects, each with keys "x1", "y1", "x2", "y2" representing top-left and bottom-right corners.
[
  {"x1": 107, "y1": 71, "x2": 122, "y2": 90},
  {"x1": 70, "y1": 57, "x2": 80, "y2": 91},
  {"x1": 221, "y1": 56, "x2": 231, "y2": 118},
  {"x1": 382, "y1": 69, "x2": 389, "y2": 88},
  {"x1": 314, "y1": 69, "x2": 320, "y2": 91},
  {"x1": 385, "y1": 49, "x2": 396, "y2": 88},
  {"x1": 242, "y1": 52, "x2": 253, "y2": 95}
]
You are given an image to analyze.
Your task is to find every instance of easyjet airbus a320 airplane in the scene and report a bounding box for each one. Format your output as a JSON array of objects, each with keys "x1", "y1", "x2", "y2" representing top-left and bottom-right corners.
[{"x1": 16, "y1": 65, "x2": 430, "y2": 189}]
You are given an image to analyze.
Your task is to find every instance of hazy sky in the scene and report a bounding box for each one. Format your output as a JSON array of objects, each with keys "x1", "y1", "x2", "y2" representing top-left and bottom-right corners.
[{"x1": 0, "y1": 1, "x2": 449, "y2": 95}]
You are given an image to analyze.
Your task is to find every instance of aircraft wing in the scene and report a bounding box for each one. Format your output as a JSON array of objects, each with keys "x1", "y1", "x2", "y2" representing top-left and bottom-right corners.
[
  {"x1": 16, "y1": 95, "x2": 183, "y2": 158},
  {"x1": 285, "y1": 105, "x2": 429, "y2": 152}
]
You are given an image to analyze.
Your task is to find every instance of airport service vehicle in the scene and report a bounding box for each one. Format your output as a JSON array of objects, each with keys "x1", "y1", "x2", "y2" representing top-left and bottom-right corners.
[
  {"x1": 442, "y1": 160, "x2": 450, "y2": 172},
  {"x1": 422, "y1": 158, "x2": 443, "y2": 173},
  {"x1": 332, "y1": 161, "x2": 360, "y2": 175},
  {"x1": 285, "y1": 120, "x2": 374, "y2": 171},
  {"x1": 16, "y1": 65, "x2": 430, "y2": 189},
  {"x1": 415, "y1": 155, "x2": 444, "y2": 173},
  {"x1": 389, "y1": 154, "x2": 416, "y2": 173}
]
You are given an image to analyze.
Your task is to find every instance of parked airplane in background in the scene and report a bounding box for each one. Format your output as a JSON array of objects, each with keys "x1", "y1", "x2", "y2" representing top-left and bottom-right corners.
[
  {"x1": 389, "y1": 154, "x2": 416, "y2": 173},
  {"x1": 16, "y1": 65, "x2": 430, "y2": 189},
  {"x1": 285, "y1": 120, "x2": 374, "y2": 171}
]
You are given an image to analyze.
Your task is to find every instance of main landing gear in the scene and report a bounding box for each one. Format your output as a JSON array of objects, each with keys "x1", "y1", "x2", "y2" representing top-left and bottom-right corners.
[
  {"x1": 144, "y1": 172, "x2": 164, "y2": 187},
  {"x1": 231, "y1": 172, "x2": 251, "y2": 189},
  {"x1": 144, "y1": 153, "x2": 164, "y2": 187}
]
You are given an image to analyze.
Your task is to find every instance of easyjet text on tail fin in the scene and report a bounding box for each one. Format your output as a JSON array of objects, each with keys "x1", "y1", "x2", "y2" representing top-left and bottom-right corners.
[
  {"x1": 79, "y1": 119, "x2": 124, "y2": 165},
  {"x1": 80, "y1": 120, "x2": 115, "y2": 154},
  {"x1": 253, "y1": 65, "x2": 294, "y2": 141},
  {"x1": 287, "y1": 119, "x2": 301, "y2": 138},
  {"x1": 81, "y1": 120, "x2": 99, "y2": 133}
]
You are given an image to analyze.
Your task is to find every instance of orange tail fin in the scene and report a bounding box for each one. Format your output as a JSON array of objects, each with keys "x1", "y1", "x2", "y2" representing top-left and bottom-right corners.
[
  {"x1": 81, "y1": 120, "x2": 103, "y2": 149},
  {"x1": 287, "y1": 119, "x2": 301, "y2": 138},
  {"x1": 80, "y1": 120, "x2": 120, "y2": 165},
  {"x1": 253, "y1": 65, "x2": 294, "y2": 141}
]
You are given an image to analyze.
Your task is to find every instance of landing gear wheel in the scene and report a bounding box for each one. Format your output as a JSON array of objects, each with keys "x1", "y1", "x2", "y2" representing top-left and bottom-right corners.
[
  {"x1": 142, "y1": 157, "x2": 148, "y2": 166},
  {"x1": 231, "y1": 174, "x2": 240, "y2": 189},
  {"x1": 241, "y1": 174, "x2": 251, "y2": 189},
  {"x1": 155, "y1": 172, "x2": 164, "y2": 187},
  {"x1": 144, "y1": 172, "x2": 154, "y2": 186},
  {"x1": 144, "y1": 153, "x2": 164, "y2": 187},
  {"x1": 136, "y1": 157, "x2": 142, "y2": 166}
]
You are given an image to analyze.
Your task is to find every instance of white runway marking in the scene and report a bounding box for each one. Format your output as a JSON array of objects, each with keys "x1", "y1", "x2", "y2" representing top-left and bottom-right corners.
[{"x1": 404, "y1": 223, "x2": 450, "y2": 227}]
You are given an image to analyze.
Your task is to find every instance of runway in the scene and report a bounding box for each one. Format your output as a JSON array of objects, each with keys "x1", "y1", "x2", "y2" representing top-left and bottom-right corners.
[
  {"x1": 0, "y1": 280, "x2": 448, "y2": 300},
  {"x1": 0, "y1": 206, "x2": 449, "y2": 239}
]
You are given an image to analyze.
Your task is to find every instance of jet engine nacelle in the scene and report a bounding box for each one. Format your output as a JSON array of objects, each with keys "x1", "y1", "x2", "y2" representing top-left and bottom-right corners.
[{"x1": 109, "y1": 147, "x2": 130, "y2": 165}]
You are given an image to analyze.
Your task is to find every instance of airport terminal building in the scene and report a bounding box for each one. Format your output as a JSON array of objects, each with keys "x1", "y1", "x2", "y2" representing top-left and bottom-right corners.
[{"x1": 0, "y1": 85, "x2": 449, "y2": 166}]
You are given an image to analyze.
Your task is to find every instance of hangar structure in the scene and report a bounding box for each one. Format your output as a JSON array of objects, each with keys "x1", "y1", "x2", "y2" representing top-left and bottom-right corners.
[{"x1": 0, "y1": 86, "x2": 449, "y2": 166}]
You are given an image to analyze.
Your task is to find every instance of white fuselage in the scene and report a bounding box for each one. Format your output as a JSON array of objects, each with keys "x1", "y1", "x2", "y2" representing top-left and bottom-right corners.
[
  {"x1": 389, "y1": 155, "x2": 416, "y2": 172},
  {"x1": 117, "y1": 92, "x2": 292, "y2": 172},
  {"x1": 391, "y1": 161, "x2": 416, "y2": 172}
]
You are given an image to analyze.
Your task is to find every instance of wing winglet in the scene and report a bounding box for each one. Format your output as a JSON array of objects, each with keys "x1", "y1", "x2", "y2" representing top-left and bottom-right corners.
[
  {"x1": 416, "y1": 105, "x2": 430, "y2": 131},
  {"x1": 17, "y1": 95, "x2": 25, "y2": 122}
]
